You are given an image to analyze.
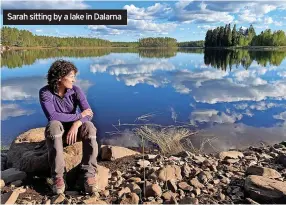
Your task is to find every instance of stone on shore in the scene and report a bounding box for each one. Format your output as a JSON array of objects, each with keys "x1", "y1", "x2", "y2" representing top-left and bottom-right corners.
[
  {"x1": 6, "y1": 128, "x2": 83, "y2": 174},
  {"x1": 100, "y1": 145, "x2": 140, "y2": 161},
  {"x1": 246, "y1": 166, "x2": 281, "y2": 178},
  {"x1": 244, "y1": 175, "x2": 286, "y2": 203},
  {"x1": 219, "y1": 151, "x2": 244, "y2": 160},
  {"x1": 1, "y1": 168, "x2": 27, "y2": 184},
  {"x1": 157, "y1": 165, "x2": 182, "y2": 181},
  {"x1": 119, "y1": 193, "x2": 139, "y2": 204}
]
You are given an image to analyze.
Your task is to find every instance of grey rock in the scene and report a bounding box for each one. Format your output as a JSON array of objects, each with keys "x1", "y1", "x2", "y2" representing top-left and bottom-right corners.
[
  {"x1": 246, "y1": 166, "x2": 281, "y2": 178},
  {"x1": 1, "y1": 168, "x2": 26, "y2": 184},
  {"x1": 244, "y1": 175, "x2": 286, "y2": 203}
]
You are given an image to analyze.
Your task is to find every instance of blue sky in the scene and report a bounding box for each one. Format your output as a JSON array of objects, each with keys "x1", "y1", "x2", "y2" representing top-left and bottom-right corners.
[{"x1": 1, "y1": 1, "x2": 286, "y2": 42}]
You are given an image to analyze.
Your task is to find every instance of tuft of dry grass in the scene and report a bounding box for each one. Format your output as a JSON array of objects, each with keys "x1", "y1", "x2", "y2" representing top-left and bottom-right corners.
[{"x1": 134, "y1": 125, "x2": 197, "y2": 155}]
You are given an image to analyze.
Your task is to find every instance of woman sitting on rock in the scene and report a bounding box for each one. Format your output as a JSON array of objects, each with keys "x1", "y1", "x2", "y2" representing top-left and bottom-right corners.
[{"x1": 39, "y1": 59, "x2": 98, "y2": 194}]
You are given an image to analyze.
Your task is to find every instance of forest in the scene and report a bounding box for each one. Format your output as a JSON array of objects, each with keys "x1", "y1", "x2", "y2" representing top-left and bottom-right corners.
[
  {"x1": 204, "y1": 24, "x2": 286, "y2": 47},
  {"x1": 1, "y1": 26, "x2": 286, "y2": 48}
]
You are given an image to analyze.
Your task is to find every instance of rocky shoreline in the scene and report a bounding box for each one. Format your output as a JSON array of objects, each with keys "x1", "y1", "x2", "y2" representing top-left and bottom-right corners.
[{"x1": 1, "y1": 128, "x2": 286, "y2": 204}]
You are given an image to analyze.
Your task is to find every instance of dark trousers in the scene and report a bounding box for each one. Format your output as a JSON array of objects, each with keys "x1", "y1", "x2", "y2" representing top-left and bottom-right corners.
[{"x1": 44, "y1": 120, "x2": 98, "y2": 179}]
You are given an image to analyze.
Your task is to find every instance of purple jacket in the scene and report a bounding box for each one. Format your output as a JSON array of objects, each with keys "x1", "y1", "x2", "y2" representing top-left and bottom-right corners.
[{"x1": 39, "y1": 85, "x2": 92, "y2": 123}]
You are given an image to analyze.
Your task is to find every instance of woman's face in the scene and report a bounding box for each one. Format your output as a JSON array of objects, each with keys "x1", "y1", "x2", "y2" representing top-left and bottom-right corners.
[{"x1": 59, "y1": 70, "x2": 76, "y2": 89}]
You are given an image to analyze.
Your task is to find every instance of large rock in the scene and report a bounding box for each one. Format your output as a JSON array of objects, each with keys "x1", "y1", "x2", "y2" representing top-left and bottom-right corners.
[
  {"x1": 246, "y1": 166, "x2": 281, "y2": 178},
  {"x1": 1, "y1": 168, "x2": 26, "y2": 184},
  {"x1": 95, "y1": 165, "x2": 110, "y2": 191},
  {"x1": 7, "y1": 128, "x2": 93, "y2": 174},
  {"x1": 145, "y1": 184, "x2": 162, "y2": 197},
  {"x1": 7, "y1": 128, "x2": 49, "y2": 173},
  {"x1": 120, "y1": 193, "x2": 139, "y2": 204},
  {"x1": 6, "y1": 127, "x2": 110, "y2": 190},
  {"x1": 219, "y1": 151, "x2": 244, "y2": 160},
  {"x1": 100, "y1": 145, "x2": 140, "y2": 161},
  {"x1": 157, "y1": 165, "x2": 182, "y2": 181},
  {"x1": 244, "y1": 175, "x2": 286, "y2": 203}
]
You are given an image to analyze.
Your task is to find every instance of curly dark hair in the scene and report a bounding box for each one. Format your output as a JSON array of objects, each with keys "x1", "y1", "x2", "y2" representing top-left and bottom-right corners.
[{"x1": 47, "y1": 59, "x2": 78, "y2": 93}]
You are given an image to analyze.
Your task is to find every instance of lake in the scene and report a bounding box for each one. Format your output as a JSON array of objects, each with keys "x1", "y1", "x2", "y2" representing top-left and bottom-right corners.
[{"x1": 1, "y1": 48, "x2": 286, "y2": 152}]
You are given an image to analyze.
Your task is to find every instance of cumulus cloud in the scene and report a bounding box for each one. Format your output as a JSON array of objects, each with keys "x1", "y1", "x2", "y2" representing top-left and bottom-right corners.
[
  {"x1": 1, "y1": 77, "x2": 46, "y2": 101},
  {"x1": 189, "y1": 109, "x2": 242, "y2": 126},
  {"x1": 171, "y1": 1, "x2": 234, "y2": 24},
  {"x1": 87, "y1": 3, "x2": 176, "y2": 37},
  {"x1": 88, "y1": 19, "x2": 177, "y2": 36},
  {"x1": 90, "y1": 56, "x2": 175, "y2": 76},
  {"x1": 278, "y1": 71, "x2": 286, "y2": 78},
  {"x1": 1, "y1": 104, "x2": 34, "y2": 121},
  {"x1": 123, "y1": 3, "x2": 171, "y2": 20},
  {"x1": 234, "y1": 101, "x2": 281, "y2": 111},
  {"x1": 2, "y1": 76, "x2": 92, "y2": 101}
]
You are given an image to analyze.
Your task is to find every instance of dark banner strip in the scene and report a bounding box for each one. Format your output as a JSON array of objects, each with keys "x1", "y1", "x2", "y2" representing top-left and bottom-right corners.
[{"x1": 3, "y1": 10, "x2": 127, "y2": 25}]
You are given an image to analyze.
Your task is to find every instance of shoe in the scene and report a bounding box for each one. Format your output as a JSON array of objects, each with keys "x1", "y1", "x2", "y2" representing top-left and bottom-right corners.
[
  {"x1": 52, "y1": 177, "x2": 65, "y2": 194},
  {"x1": 84, "y1": 177, "x2": 99, "y2": 194}
]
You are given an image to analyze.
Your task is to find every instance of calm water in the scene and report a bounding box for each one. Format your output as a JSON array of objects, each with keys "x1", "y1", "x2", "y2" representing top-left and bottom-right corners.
[{"x1": 1, "y1": 48, "x2": 286, "y2": 152}]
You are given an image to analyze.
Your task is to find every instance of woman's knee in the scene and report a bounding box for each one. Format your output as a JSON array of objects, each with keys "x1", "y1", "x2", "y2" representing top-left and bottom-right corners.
[
  {"x1": 81, "y1": 121, "x2": 97, "y2": 139},
  {"x1": 45, "y1": 120, "x2": 64, "y2": 139}
]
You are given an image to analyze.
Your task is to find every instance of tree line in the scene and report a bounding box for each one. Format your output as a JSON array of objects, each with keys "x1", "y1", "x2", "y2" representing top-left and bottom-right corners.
[
  {"x1": 138, "y1": 37, "x2": 177, "y2": 47},
  {"x1": 204, "y1": 49, "x2": 286, "y2": 71},
  {"x1": 1, "y1": 26, "x2": 286, "y2": 48},
  {"x1": 178, "y1": 40, "x2": 204, "y2": 47},
  {"x1": 205, "y1": 24, "x2": 286, "y2": 47},
  {"x1": 1, "y1": 26, "x2": 111, "y2": 47}
]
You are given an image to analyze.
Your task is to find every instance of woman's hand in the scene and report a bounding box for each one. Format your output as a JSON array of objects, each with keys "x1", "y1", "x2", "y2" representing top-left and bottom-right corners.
[
  {"x1": 81, "y1": 108, "x2": 93, "y2": 118},
  {"x1": 66, "y1": 124, "x2": 80, "y2": 145}
]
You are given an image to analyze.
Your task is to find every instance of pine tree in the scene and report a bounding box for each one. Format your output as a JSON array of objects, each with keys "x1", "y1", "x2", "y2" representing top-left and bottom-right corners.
[
  {"x1": 227, "y1": 24, "x2": 232, "y2": 46},
  {"x1": 232, "y1": 24, "x2": 237, "y2": 46}
]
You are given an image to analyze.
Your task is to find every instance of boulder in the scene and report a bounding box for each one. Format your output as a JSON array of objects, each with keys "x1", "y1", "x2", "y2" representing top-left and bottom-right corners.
[
  {"x1": 145, "y1": 184, "x2": 162, "y2": 197},
  {"x1": 120, "y1": 193, "x2": 139, "y2": 204},
  {"x1": 178, "y1": 182, "x2": 193, "y2": 191},
  {"x1": 244, "y1": 175, "x2": 286, "y2": 203},
  {"x1": 1, "y1": 168, "x2": 26, "y2": 184},
  {"x1": 6, "y1": 128, "x2": 83, "y2": 174},
  {"x1": 100, "y1": 145, "x2": 140, "y2": 161},
  {"x1": 157, "y1": 165, "x2": 182, "y2": 181},
  {"x1": 137, "y1": 160, "x2": 151, "y2": 168},
  {"x1": 179, "y1": 197, "x2": 199, "y2": 204},
  {"x1": 190, "y1": 178, "x2": 204, "y2": 188},
  {"x1": 219, "y1": 151, "x2": 244, "y2": 160},
  {"x1": 95, "y1": 165, "x2": 110, "y2": 191},
  {"x1": 246, "y1": 166, "x2": 281, "y2": 178},
  {"x1": 6, "y1": 127, "x2": 110, "y2": 190}
]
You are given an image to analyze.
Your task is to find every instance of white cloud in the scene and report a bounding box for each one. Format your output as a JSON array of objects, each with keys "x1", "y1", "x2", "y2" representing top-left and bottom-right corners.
[
  {"x1": 274, "y1": 111, "x2": 286, "y2": 121},
  {"x1": 35, "y1": 29, "x2": 43, "y2": 33},
  {"x1": 197, "y1": 25, "x2": 217, "y2": 30},
  {"x1": 88, "y1": 3, "x2": 177, "y2": 37},
  {"x1": 2, "y1": 86, "x2": 32, "y2": 101},
  {"x1": 123, "y1": 3, "x2": 171, "y2": 20},
  {"x1": 1, "y1": 104, "x2": 34, "y2": 121},
  {"x1": 278, "y1": 71, "x2": 286, "y2": 78},
  {"x1": 88, "y1": 19, "x2": 177, "y2": 36},
  {"x1": 189, "y1": 109, "x2": 242, "y2": 125},
  {"x1": 234, "y1": 103, "x2": 249, "y2": 110},
  {"x1": 264, "y1": 17, "x2": 273, "y2": 24}
]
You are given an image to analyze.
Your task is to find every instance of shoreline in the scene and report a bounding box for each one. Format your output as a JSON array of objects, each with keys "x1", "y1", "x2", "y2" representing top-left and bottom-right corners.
[
  {"x1": 1, "y1": 126, "x2": 286, "y2": 204},
  {"x1": 2, "y1": 45, "x2": 286, "y2": 51}
]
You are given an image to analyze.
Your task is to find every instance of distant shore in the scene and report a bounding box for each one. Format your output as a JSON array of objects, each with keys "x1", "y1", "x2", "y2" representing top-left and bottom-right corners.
[{"x1": 2, "y1": 45, "x2": 286, "y2": 51}]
